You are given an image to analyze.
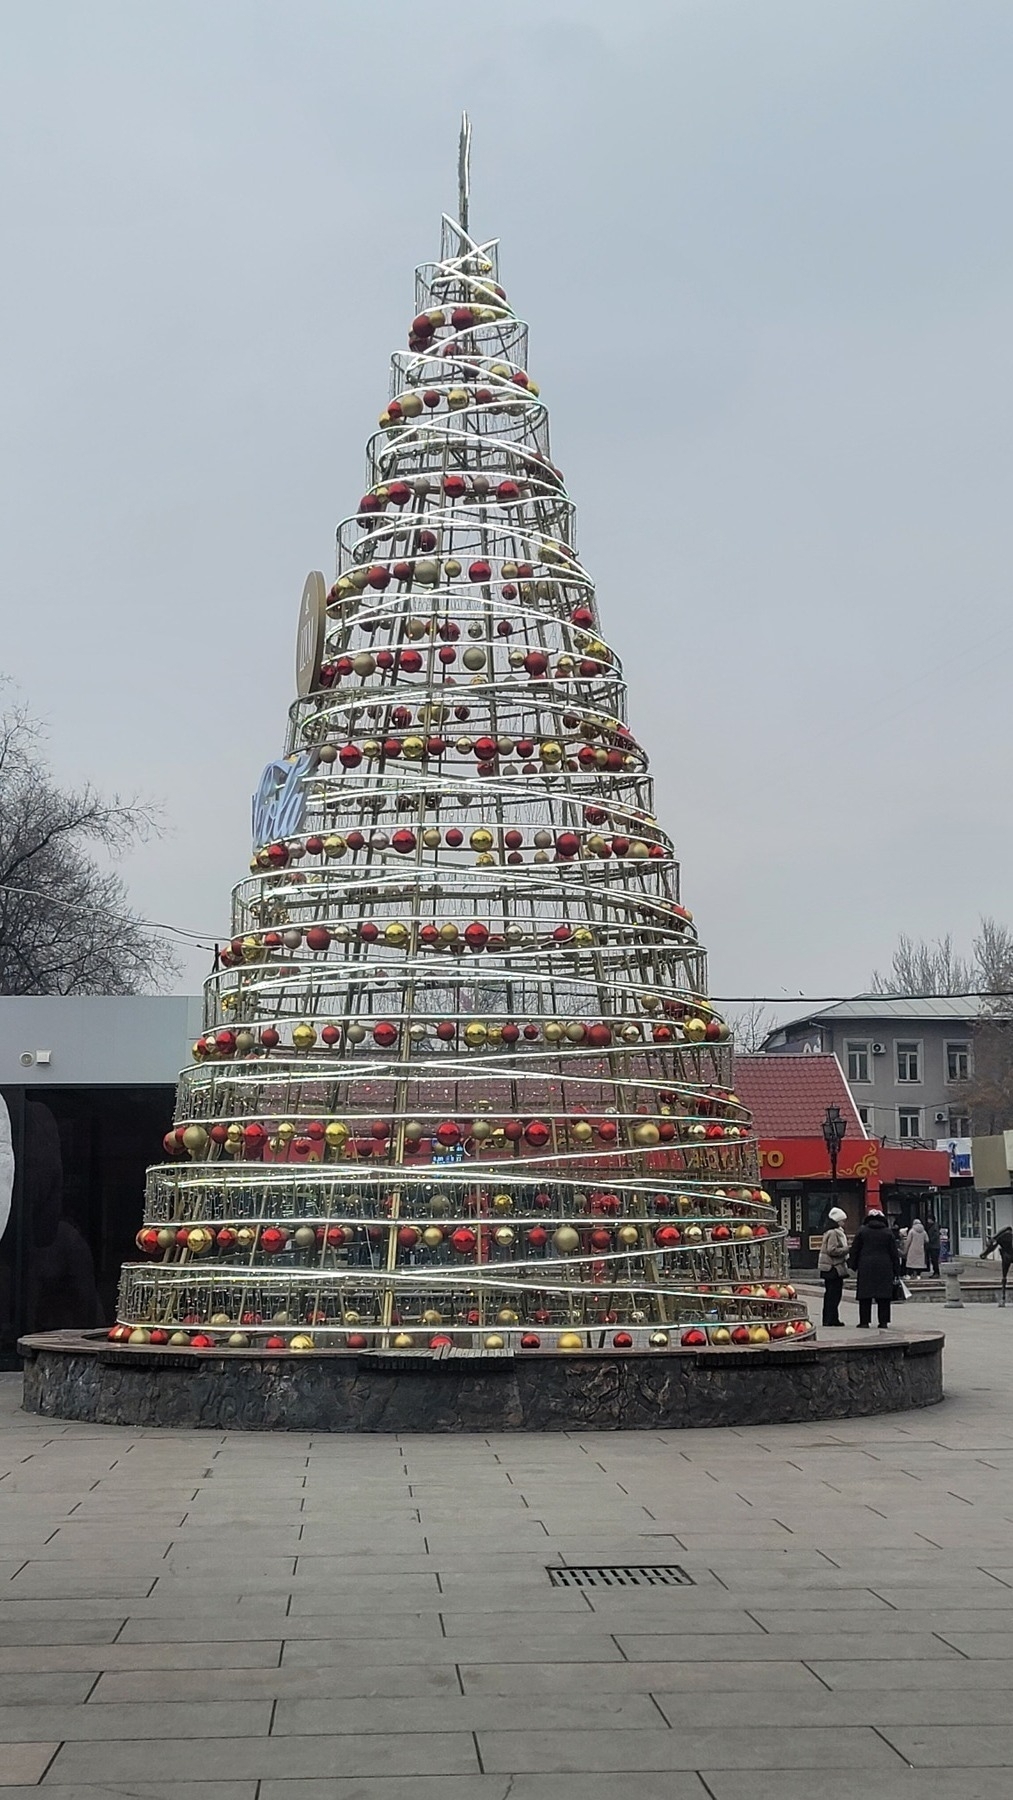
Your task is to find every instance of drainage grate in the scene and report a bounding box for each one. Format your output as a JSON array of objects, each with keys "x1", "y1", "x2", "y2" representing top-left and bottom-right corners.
[{"x1": 548, "y1": 1564, "x2": 694, "y2": 1589}]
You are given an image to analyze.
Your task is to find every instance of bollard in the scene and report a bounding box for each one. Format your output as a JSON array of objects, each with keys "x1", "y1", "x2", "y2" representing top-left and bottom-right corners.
[{"x1": 942, "y1": 1260, "x2": 963, "y2": 1308}]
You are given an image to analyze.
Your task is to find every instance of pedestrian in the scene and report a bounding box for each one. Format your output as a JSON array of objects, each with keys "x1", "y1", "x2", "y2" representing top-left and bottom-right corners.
[
  {"x1": 848, "y1": 1206, "x2": 902, "y2": 1329},
  {"x1": 891, "y1": 1218, "x2": 906, "y2": 1272},
  {"x1": 904, "y1": 1216, "x2": 929, "y2": 1281},
  {"x1": 924, "y1": 1215, "x2": 941, "y2": 1279},
  {"x1": 939, "y1": 1226, "x2": 951, "y2": 1263},
  {"x1": 817, "y1": 1207, "x2": 849, "y2": 1327}
]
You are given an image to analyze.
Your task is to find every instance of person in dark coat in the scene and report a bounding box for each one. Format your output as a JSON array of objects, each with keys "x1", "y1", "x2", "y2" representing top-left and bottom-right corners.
[
  {"x1": 925, "y1": 1216, "x2": 941, "y2": 1279},
  {"x1": 848, "y1": 1207, "x2": 901, "y2": 1329}
]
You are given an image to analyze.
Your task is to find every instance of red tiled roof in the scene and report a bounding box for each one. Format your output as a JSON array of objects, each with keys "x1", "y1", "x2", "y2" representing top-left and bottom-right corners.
[{"x1": 733, "y1": 1054, "x2": 866, "y2": 1139}]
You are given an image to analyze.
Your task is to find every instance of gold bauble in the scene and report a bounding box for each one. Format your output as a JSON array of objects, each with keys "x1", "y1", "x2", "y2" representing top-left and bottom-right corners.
[
  {"x1": 540, "y1": 741, "x2": 562, "y2": 761},
  {"x1": 683, "y1": 1017, "x2": 707, "y2": 1041},
  {"x1": 494, "y1": 1227, "x2": 515, "y2": 1247},
  {"x1": 556, "y1": 1332, "x2": 583, "y2": 1351},
  {"x1": 749, "y1": 1326, "x2": 770, "y2": 1344},
  {"x1": 292, "y1": 1226, "x2": 316, "y2": 1249},
  {"x1": 185, "y1": 1228, "x2": 213, "y2": 1255},
  {"x1": 228, "y1": 1332, "x2": 250, "y2": 1349},
  {"x1": 235, "y1": 1226, "x2": 257, "y2": 1250},
  {"x1": 462, "y1": 647, "x2": 486, "y2": 671},
  {"x1": 423, "y1": 828, "x2": 442, "y2": 849},
  {"x1": 633, "y1": 1122, "x2": 660, "y2": 1147},
  {"x1": 710, "y1": 1327, "x2": 732, "y2": 1344},
  {"x1": 444, "y1": 558, "x2": 463, "y2": 578},
  {"x1": 352, "y1": 652, "x2": 376, "y2": 677},
  {"x1": 128, "y1": 1328, "x2": 151, "y2": 1345},
  {"x1": 683, "y1": 1225, "x2": 704, "y2": 1243},
  {"x1": 402, "y1": 736, "x2": 425, "y2": 761},
  {"x1": 211, "y1": 1312, "x2": 231, "y2": 1326},
  {"x1": 484, "y1": 1333, "x2": 506, "y2": 1350},
  {"x1": 323, "y1": 835, "x2": 347, "y2": 857},
  {"x1": 292, "y1": 1023, "x2": 317, "y2": 1051},
  {"x1": 438, "y1": 922, "x2": 459, "y2": 943},
  {"x1": 492, "y1": 1193, "x2": 513, "y2": 1213},
  {"x1": 543, "y1": 1022, "x2": 564, "y2": 1043},
  {"x1": 168, "y1": 1331, "x2": 190, "y2": 1346},
  {"x1": 422, "y1": 1227, "x2": 444, "y2": 1250},
  {"x1": 552, "y1": 1226, "x2": 580, "y2": 1254},
  {"x1": 235, "y1": 1030, "x2": 255, "y2": 1054},
  {"x1": 393, "y1": 1333, "x2": 415, "y2": 1349},
  {"x1": 289, "y1": 1334, "x2": 315, "y2": 1352},
  {"x1": 677, "y1": 1194, "x2": 694, "y2": 1214},
  {"x1": 346, "y1": 1024, "x2": 366, "y2": 1044},
  {"x1": 571, "y1": 1121, "x2": 593, "y2": 1143},
  {"x1": 277, "y1": 1121, "x2": 296, "y2": 1141},
  {"x1": 572, "y1": 927, "x2": 594, "y2": 947},
  {"x1": 621, "y1": 1024, "x2": 642, "y2": 1043},
  {"x1": 496, "y1": 1308, "x2": 519, "y2": 1324},
  {"x1": 469, "y1": 827, "x2": 493, "y2": 851},
  {"x1": 733, "y1": 1224, "x2": 754, "y2": 1240},
  {"x1": 470, "y1": 1119, "x2": 492, "y2": 1141},
  {"x1": 384, "y1": 922, "x2": 409, "y2": 948},
  {"x1": 421, "y1": 1309, "x2": 443, "y2": 1325},
  {"x1": 617, "y1": 1225, "x2": 640, "y2": 1246},
  {"x1": 415, "y1": 559, "x2": 439, "y2": 585},
  {"x1": 156, "y1": 1228, "x2": 176, "y2": 1250},
  {"x1": 325, "y1": 1121, "x2": 348, "y2": 1147},
  {"x1": 648, "y1": 1331, "x2": 670, "y2": 1347},
  {"x1": 182, "y1": 1125, "x2": 208, "y2": 1158},
  {"x1": 464, "y1": 1021, "x2": 488, "y2": 1047}
]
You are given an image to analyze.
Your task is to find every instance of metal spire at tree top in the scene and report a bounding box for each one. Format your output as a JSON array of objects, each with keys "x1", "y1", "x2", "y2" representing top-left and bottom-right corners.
[{"x1": 458, "y1": 111, "x2": 472, "y2": 235}]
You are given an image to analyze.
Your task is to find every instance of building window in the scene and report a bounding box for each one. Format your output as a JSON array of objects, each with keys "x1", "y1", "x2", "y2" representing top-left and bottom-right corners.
[
  {"x1": 948, "y1": 1109, "x2": 971, "y2": 1137},
  {"x1": 857, "y1": 1103, "x2": 874, "y2": 1133},
  {"x1": 898, "y1": 1106, "x2": 922, "y2": 1140},
  {"x1": 896, "y1": 1041, "x2": 921, "y2": 1082},
  {"x1": 846, "y1": 1041, "x2": 870, "y2": 1083},
  {"x1": 946, "y1": 1041, "x2": 971, "y2": 1082}
]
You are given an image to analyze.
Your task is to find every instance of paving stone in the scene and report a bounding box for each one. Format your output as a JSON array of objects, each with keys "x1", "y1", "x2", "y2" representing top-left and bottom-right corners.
[
  {"x1": 458, "y1": 1660, "x2": 825, "y2": 1695},
  {"x1": 0, "y1": 1642, "x2": 283, "y2": 1675},
  {"x1": 0, "y1": 1745, "x2": 58, "y2": 1786},
  {"x1": 271, "y1": 1693, "x2": 661, "y2": 1734},
  {"x1": 475, "y1": 1725, "x2": 902, "y2": 1772},
  {"x1": 93, "y1": 1665, "x2": 461, "y2": 1702},
  {"x1": 0, "y1": 1701, "x2": 271, "y2": 1741},
  {"x1": 47, "y1": 1734, "x2": 479, "y2": 1783}
]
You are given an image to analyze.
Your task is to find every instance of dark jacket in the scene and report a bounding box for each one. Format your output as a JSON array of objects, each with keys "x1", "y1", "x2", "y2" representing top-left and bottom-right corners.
[
  {"x1": 925, "y1": 1219, "x2": 941, "y2": 1252},
  {"x1": 848, "y1": 1213, "x2": 901, "y2": 1301}
]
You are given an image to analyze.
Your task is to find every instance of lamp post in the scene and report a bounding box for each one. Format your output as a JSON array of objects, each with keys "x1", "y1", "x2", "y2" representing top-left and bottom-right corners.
[{"x1": 822, "y1": 1103, "x2": 847, "y2": 1208}]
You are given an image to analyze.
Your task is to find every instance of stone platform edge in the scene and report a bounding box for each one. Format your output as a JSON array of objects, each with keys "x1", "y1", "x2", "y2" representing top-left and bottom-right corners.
[{"x1": 17, "y1": 1327, "x2": 944, "y2": 1432}]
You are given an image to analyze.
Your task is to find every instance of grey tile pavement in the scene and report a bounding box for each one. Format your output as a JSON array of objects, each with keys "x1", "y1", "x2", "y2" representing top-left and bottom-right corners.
[{"x1": 2, "y1": 1304, "x2": 1013, "y2": 1795}]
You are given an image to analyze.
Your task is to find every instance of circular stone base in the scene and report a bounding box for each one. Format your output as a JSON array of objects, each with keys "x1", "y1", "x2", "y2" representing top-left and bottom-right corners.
[{"x1": 18, "y1": 1329, "x2": 944, "y2": 1432}]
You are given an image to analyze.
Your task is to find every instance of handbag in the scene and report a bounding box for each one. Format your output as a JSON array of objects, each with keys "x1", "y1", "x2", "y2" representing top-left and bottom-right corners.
[{"x1": 892, "y1": 1278, "x2": 911, "y2": 1302}]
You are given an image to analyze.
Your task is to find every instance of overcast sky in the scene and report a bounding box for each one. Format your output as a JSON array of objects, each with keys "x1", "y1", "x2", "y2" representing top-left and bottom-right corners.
[{"x1": 2, "y1": 0, "x2": 1010, "y2": 1010}]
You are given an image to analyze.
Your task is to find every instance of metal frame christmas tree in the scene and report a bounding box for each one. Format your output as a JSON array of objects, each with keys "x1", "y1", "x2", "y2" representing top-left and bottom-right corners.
[{"x1": 116, "y1": 122, "x2": 811, "y2": 1357}]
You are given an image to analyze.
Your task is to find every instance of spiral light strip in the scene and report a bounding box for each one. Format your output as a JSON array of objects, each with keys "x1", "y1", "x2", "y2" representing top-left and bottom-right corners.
[{"x1": 114, "y1": 215, "x2": 811, "y2": 1356}]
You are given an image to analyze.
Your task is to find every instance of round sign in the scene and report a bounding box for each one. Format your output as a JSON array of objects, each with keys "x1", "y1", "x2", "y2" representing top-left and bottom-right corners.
[{"x1": 295, "y1": 571, "x2": 327, "y2": 696}]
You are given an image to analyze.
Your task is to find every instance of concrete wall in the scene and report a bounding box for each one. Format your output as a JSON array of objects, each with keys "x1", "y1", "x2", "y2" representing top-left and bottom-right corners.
[{"x1": 0, "y1": 996, "x2": 203, "y2": 1087}]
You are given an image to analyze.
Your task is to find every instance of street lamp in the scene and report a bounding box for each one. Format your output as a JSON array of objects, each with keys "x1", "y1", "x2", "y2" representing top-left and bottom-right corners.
[{"x1": 822, "y1": 1103, "x2": 847, "y2": 1205}]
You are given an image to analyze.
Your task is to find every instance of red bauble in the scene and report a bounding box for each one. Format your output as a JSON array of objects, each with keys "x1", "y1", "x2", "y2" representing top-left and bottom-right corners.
[
  {"x1": 589, "y1": 1228, "x2": 612, "y2": 1251},
  {"x1": 474, "y1": 736, "x2": 497, "y2": 760},
  {"x1": 347, "y1": 1332, "x2": 368, "y2": 1349},
  {"x1": 523, "y1": 651, "x2": 549, "y2": 676},
  {"x1": 190, "y1": 1334, "x2": 215, "y2": 1349},
  {"x1": 359, "y1": 919, "x2": 378, "y2": 939},
  {"x1": 265, "y1": 1334, "x2": 288, "y2": 1351},
  {"x1": 321, "y1": 1024, "x2": 341, "y2": 1047},
  {"x1": 501, "y1": 1023, "x2": 520, "y2": 1043},
  {"x1": 556, "y1": 832, "x2": 580, "y2": 858},
  {"x1": 450, "y1": 1227, "x2": 477, "y2": 1254},
  {"x1": 373, "y1": 1022, "x2": 398, "y2": 1047},
  {"x1": 712, "y1": 1224, "x2": 731, "y2": 1241},
  {"x1": 388, "y1": 479, "x2": 411, "y2": 504},
  {"x1": 400, "y1": 649, "x2": 423, "y2": 673},
  {"x1": 527, "y1": 1227, "x2": 549, "y2": 1248},
  {"x1": 522, "y1": 1025, "x2": 540, "y2": 1042},
  {"x1": 305, "y1": 834, "x2": 324, "y2": 855},
  {"x1": 305, "y1": 926, "x2": 331, "y2": 953},
  {"x1": 444, "y1": 474, "x2": 467, "y2": 498},
  {"x1": 571, "y1": 605, "x2": 594, "y2": 627},
  {"x1": 445, "y1": 828, "x2": 464, "y2": 848},
  {"x1": 497, "y1": 479, "x2": 519, "y2": 500},
  {"x1": 391, "y1": 829, "x2": 417, "y2": 854},
  {"x1": 464, "y1": 922, "x2": 489, "y2": 950},
  {"x1": 597, "y1": 1120, "x2": 619, "y2": 1143},
  {"x1": 655, "y1": 1226, "x2": 681, "y2": 1248},
  {"x1": 451, "y1": 306, "x2": 474, "y2": 328},
  {"x1": 383, "y1": 737, "x2": 402, "y2": 758},
  {"x1": 260, "y1": 1027, "x2": 280, "y2": 1048},
  {"x1": 339, "y1": 745, "x2": 362, "y2": 769},
  {"x1": 731, "y1": 1326, "x2": 751, "y2": 1345},
  {"x1": 366, "y1": 565, "x2": 390, "y2": 590},
  {"x1": 436, "y1": 1120, "x2": 461, "y2": 1145},
  {"x1": 397, "y1": 1227, "x2": 420, "y2": 1249},
  {"x1": 681, "y1": 1329, "x2": 707, "y2": 1347},
  {"x1": 524, "y1": 1120, "x2": 550, "y2": 1147},
  {"x1": 261, "y1": 1227, "x2": 287, "y2": 1255},
  {"x1": 587, "y1": 1023, "x2": 612, "y2": 1048},
  {"x1": 436, "y1": 1021, "x2": 457, "y2": 1041},
  {"x1": 612, "y1": 1331, "x2": 633, "y2": 1349},
  {"x1": 469, "y1": 560, "x2": 492, "y2": 582},
  {"x1": 520, "y1": 1333, "x2": 541, "y2": 1349}
]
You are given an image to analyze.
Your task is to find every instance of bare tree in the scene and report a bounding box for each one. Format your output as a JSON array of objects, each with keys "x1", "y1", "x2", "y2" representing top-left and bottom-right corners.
[
  {"x1": 0, "y1": 699, "x2": 177, "y2": 994},
  {"x1": 727, "y1": 1000, "x2": 776, "y2": 1055},
  {"x1": 870, "y1": 931, "x2": 974, "y2": 997}
]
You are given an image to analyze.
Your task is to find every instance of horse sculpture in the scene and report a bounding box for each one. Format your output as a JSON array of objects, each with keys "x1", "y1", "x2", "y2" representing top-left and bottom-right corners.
[{"x1": 981, "y1": 1225, "x2": 1013, "y2": 1305}]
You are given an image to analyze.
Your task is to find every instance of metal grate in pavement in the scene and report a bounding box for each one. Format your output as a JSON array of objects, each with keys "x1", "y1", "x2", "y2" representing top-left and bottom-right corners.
[{"x1": 547, "y1": 1564, "x2": 694, "y2": 1588}]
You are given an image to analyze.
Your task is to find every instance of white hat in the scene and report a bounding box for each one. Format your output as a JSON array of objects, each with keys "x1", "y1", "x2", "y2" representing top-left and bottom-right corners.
[{"x1": 828, "y1": 1207, "x2": 847, "y2": 1223}]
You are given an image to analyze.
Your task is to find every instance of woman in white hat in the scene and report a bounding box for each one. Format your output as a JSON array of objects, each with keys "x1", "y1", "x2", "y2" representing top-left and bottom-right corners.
[{"x1": 817, "y1": 1206, "x2": 850, "y2": 1327}]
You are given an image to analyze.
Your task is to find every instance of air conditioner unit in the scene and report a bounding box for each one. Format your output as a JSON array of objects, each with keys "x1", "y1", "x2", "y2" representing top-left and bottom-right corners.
[
  {"x1": 871, "y1": 1042, "x2": 886, "y2": 1055},
  {"x1": 934, "y1": 1110, "x2": 947, "y2": 1124}
]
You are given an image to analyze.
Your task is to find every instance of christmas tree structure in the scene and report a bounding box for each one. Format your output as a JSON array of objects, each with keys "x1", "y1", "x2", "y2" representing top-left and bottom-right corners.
[{"x1": 115, "y1": 134, "x2": 811, "y2": 1357}]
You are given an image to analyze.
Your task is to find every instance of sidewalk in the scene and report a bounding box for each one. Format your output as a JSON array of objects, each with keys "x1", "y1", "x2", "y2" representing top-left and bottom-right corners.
[{"x1": 2, "y1": 1309, "x2": 1013, "y2": 1799}]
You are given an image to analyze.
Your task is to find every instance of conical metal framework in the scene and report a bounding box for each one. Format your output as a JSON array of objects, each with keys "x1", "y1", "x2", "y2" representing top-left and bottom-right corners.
[{"x1": 117, "y1": 190, "x2": 811, "y2": 1356}]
